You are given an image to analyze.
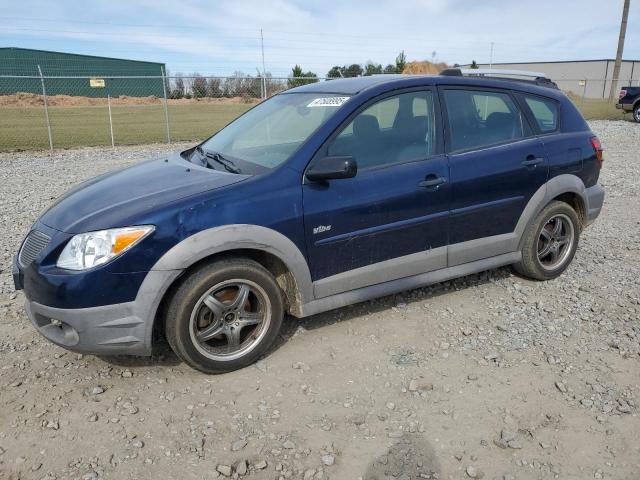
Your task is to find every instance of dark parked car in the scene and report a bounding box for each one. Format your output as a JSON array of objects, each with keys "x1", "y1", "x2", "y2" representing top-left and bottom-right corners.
[
  {"x1": 616, "y1": 86, "x2": 640, "y2": 122},
  {"x1": 14, "y1": 70, "x2": 605, "y2": 373}
]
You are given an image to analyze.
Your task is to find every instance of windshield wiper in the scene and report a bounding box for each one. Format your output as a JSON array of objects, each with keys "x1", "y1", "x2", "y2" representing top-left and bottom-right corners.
[
  {"x1": 191, "y1": 145, "x2": 207, "y2": 165},
  {"x1": 204, "y1": 151, "x2": 241, "y2": 174},
  {"x1": 194, "y1": 145, "x2": 206, "y2": 158},
  {"x1": 193, "y1": 146, "x2": 241, "y2": 174}
]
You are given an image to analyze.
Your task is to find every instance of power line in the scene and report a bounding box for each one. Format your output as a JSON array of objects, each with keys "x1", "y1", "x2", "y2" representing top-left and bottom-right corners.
[{"x1": 0, "y1": 18, "x2": 550, "y2": 47}]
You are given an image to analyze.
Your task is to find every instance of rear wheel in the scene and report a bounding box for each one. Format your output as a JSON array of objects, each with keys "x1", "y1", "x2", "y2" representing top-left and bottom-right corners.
[
  {"x1": 514, "y1": 201, "x2": 580, "y2": 281},
  {"x1": 633, "y1": 104, "x2": 640, "y2": 123},
  {"x1": 165, "y1": 258, "x2": 284, "y2": 374}
]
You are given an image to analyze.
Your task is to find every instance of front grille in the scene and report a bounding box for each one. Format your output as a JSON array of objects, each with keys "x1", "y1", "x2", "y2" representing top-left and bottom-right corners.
[{"x1": 18, "y1": 230, "x2": 51, "y2": 268}]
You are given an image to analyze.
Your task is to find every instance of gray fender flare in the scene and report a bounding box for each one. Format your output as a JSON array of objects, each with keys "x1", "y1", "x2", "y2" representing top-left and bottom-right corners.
[
  {"x1": 134, "y1": 225, "x2": 313, "y2": 350},
  {"x1": 514, "y1": 174, "x2": 587, "y2": 246},
  {"x1": 153, "y1": 223, "x2": 312, "y2": 303}
]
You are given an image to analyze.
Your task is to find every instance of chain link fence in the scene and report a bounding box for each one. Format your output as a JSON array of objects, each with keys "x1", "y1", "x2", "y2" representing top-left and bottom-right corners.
[
  {"x1": 0, "y1": 74, "x2": 633, "y2": 152},
  {"x1": 0, "y1": 74, "x2": 323, "y2": 151}
]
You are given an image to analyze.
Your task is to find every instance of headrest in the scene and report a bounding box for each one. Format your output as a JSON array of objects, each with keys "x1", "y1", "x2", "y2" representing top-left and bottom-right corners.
[
  {"x1": 406, "y1": 115, "x2": 427, "y2": 143},
  {"x1": 353, "y1": 114, "x2": 380, "y2": 139},
  {"x1": 486, "y1": 111, "x2": 515, "y2": 128}
]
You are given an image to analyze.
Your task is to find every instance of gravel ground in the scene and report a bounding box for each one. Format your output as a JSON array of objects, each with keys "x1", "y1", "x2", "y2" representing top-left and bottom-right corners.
[{"x1": 0, "y1": 120, "x2": 638, "y2": 480}]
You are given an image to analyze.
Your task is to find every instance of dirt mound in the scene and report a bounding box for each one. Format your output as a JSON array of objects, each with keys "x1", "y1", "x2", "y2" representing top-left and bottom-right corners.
[
  {"x1": 403, "y1": 61, "x2": 449, "y2": 75},
  {"x1": 0, "y1": 93, "x2": 260, "y2": 107},
  {"x1": 0, "y1": 92, "x2": 44, "y2": 106}
]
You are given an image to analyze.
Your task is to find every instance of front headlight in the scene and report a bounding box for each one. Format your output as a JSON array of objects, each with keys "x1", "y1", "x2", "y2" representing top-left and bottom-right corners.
[{"x1": 57, "y1": 226, "x2": 154, "y2": 271}]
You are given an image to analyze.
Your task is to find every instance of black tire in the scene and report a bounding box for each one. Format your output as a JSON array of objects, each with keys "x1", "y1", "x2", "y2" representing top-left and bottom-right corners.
[
  {"x1": 165, "y1": 258, "x2": 284, "y2": 374},
  {"x1": 514, "y1": 201, "x2": 581, "y2": 281},
  {"x1": 633, "y1": 104, "x2": 640, "y2": 123}
]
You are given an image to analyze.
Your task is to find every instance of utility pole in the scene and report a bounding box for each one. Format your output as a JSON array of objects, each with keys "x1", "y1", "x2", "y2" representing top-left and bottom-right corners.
[
  {"x1": 609, "y1": 0, "x2": 631, "y2": 101},
  {"x1": 483, "y1": 42, "x2": 495, "y2": 118},
  {"x1": 260, "y1": 28, "x2": 267, "y2": 99},
  {"x1": 489, "y1": 42, "x2": 494, "y2": 69},
  {"x1": 37, "y1": 64, "x2": 53, "y2": 153}
]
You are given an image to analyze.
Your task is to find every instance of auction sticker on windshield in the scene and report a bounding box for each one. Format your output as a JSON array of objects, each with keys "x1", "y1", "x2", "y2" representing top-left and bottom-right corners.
[{"x1": 307, "y1": 97, "x2": 349, "y2": 107}]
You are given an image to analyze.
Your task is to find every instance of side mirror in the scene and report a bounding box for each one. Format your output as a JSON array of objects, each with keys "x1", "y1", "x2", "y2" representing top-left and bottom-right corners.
[{"x1": 305, "y1": 156, "x2": 357, "y2": 182}]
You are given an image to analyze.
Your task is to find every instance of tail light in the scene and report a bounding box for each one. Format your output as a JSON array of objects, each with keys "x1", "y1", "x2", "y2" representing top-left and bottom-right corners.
[
  {"x1": 619, "y1": 89, "x2": 627, "y2": 99},
  {"x1": 590, "y1": 136, "x2": 603, "y2": 166}
]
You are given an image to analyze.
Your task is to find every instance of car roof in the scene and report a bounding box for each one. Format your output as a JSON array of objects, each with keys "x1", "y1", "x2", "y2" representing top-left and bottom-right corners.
[
  {"x1": 285, "y1": 74, "x2": 430, "y2": 94},
  {"x1": 285, "y1": 74, "x2": 565, "y2": 100}
]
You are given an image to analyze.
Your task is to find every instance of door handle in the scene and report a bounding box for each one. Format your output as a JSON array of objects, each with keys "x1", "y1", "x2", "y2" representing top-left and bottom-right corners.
[
  {"x1": 522, "y1": 155, "x2": 544, "y2": 167},
  {"x1": 418, "y1": 175, "x2": 447, "y2": 188}
]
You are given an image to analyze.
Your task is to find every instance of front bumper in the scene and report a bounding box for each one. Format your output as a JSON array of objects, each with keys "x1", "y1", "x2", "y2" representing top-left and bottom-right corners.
[
  {"x1": 22, "y1": 269, "x2": 182, "y2": 356},
  {"x1": 13, "y1": 255, "x2": 23, "y2": 290},
  {"x1": 26, "y1": 299, "x2": 150, "y2": 355}
]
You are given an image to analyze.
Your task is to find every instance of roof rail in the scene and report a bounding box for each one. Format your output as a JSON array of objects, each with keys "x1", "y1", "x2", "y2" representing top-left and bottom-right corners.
[
  {"x1": 439, "y1": 68, "x2": 558, "y2": 89},
  {"x1": 460, "y1": 68, "x2": 548, "y2": 78}
]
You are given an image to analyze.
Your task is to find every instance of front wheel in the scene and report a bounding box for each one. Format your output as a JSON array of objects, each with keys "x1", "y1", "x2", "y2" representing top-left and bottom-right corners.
[
  {"x1": 165, "y1": 258, "x2": 284, "y2": 374},
  {"x1": 514, "y1": 201, "x2": 581, "y2": 281}
]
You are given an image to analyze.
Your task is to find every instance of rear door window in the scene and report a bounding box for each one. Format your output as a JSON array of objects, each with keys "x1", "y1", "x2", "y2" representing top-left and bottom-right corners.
[
  {"x1": 443, "y1": 89, "x2": 528, "y2": 152},
  {"x1": 523, "y1": 96, "x2": 558, "y2": 133}
]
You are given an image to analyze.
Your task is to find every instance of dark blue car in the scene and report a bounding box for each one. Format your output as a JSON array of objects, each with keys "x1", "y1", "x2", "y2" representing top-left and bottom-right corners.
[{"x1": 14, "y1": 70, "x2": 605, "y2": 373}]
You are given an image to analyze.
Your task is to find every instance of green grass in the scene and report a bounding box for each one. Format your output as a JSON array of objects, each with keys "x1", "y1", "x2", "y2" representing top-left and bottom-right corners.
[
  {"x1": 0, "y1": 103, "x2": 253, "y2": 151},
  {"x1": 0, "y1": 98, "x2": 630, "y2": 152},
  {"x1": 571, "y1": 97, "x2": 627, "y2": 121}
]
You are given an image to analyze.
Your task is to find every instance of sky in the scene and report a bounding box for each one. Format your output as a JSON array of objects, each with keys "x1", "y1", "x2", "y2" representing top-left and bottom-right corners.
[{"x1": 1, "y1": 0, "x2": 638, "y2": 78}]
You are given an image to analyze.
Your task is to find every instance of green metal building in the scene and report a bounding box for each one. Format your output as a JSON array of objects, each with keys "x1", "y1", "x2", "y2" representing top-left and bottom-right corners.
[{"x1": 0, "y1": 47, "x2": 166, "y2": 97}]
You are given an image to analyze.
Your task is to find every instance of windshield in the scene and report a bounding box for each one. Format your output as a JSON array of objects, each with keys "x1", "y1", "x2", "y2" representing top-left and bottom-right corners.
[{"x1": 199, "y1": 93, "x2": 350, "y2": 170}]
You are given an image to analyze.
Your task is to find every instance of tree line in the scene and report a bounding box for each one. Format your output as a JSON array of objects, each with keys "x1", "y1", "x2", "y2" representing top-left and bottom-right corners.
[
  {"x1": 164, "y1": 51, "x2": 418, "y2": 99},
  {"x1": 166, "y1": 71, "x2": 286, "y2": 100},
  {"x1": 287, "y1": 51, "x2": 408, "y2": 88}
]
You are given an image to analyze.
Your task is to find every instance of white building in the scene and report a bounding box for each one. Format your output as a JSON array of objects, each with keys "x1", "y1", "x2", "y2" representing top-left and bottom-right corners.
[{"x1": 461, "y1": 59, "x2": 640, "y2": 99}]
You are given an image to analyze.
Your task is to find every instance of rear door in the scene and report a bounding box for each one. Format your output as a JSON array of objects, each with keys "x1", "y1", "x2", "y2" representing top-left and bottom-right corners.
[
  {"x1": 440, "y1": 87, "x2": 548, "y2": 265},
  {"x1": 517, "y1": 93, "x2": 583, "y2": 176},
  {"x1": 302, "y1": 88, "x2": 450, "y2": 298}
]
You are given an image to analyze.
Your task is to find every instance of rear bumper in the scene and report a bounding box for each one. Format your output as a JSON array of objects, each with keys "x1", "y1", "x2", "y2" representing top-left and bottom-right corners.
[
  {"x1": 616, "y1": 103, "x2": 633, "y2": 112},
  {"x1": 585, "y1": 183, "x2": 605, "y2": 226}
]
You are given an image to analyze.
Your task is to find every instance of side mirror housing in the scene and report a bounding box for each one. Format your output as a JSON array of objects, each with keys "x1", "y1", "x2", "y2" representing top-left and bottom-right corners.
[{"x1": 305, "y1": 156, "x2": 357, "y2": 182}]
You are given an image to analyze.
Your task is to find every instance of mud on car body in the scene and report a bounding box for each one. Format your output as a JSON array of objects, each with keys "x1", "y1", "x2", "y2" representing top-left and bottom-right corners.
[{"x1": 15, "y1": 70, "x2": 605, "y2": 373}]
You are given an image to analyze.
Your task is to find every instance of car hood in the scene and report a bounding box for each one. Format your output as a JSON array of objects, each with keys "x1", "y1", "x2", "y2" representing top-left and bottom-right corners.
[{"x1": 39, "y1": 152, "x2": 249, "y2": 233}]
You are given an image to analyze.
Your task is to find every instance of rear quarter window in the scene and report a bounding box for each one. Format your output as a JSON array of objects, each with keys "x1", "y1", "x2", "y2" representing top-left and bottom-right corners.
[{"x1": 524, "y1": 96, "x2": 558, "y2": 133}]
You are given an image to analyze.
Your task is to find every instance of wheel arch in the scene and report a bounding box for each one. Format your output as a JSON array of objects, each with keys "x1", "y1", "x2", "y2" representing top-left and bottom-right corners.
[
  {"x1": 515, "y1": 174, "x2": 587, "y2": 248},
  {"x1": 136, "y1": 225, "x2": 313, "y2": 351},
  {"x1": 551, "y1": 191, "x2": 586, "y2": 226},
  {"x1": 154, "y1": 225, "x2": 313, "y2": 314}
]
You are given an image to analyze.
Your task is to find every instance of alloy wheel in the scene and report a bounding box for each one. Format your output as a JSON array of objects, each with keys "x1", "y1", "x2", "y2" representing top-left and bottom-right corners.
[
  {"x1": 189, "y1": 279, "x2": 271, "y2": 361},
  {"x1": 536, "y1": 213, "x2": 575, "y2": 271}
]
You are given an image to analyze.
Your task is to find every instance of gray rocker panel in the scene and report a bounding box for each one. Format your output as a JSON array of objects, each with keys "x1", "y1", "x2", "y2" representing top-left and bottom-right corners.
[
  {"x1": 313, "y1": 246, "x2": 447, "y2": 299},
  {"x1": 300, "y1": 251, "x2": 521, "y2": 317}
]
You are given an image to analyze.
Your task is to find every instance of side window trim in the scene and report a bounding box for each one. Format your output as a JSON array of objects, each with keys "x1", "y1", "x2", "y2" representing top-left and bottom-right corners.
[
  {"x1": 437, "y1": 85, "x2": 535, "y2": 154},
  {"x1": 515, "y1": 92, "x2": 561, "y2": 135},
  {"x1": 306, "y1": 86, "x2": 444, "y2": 175}
]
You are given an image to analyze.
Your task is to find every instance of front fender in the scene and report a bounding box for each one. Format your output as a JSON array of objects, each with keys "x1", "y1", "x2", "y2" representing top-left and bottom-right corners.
[{"x1": 152, "y1": 224, "x2": 314, "y2": 304}]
